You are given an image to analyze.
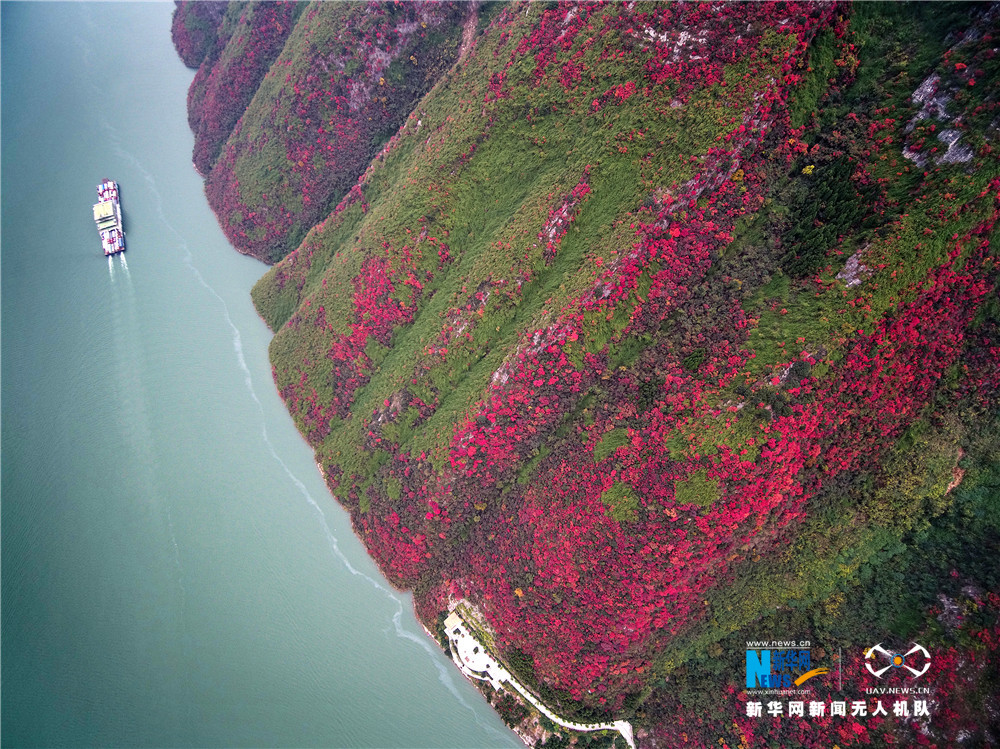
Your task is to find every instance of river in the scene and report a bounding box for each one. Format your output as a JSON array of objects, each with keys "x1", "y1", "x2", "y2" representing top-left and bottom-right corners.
[{"x1": 1, "y1": 4, "x2": 518, "y2": 747}]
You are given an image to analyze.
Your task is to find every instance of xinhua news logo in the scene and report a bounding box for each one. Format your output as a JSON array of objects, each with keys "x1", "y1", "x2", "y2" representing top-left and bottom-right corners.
[{"x1": 746, "y1": 643, "x2": 830, "y2": 689}]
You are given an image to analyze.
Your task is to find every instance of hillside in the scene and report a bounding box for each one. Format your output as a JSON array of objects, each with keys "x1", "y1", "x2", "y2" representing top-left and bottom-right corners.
[
  {"x1": 176, "y1": 0, "x2": 471, "y2": 262},
  {"x1": 176, "y1": 2, "x2": 1000, "y2": 746}
]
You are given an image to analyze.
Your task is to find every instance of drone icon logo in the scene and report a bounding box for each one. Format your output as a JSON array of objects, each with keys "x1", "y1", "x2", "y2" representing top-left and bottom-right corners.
[{"x1": 864, "y1": 643, "x2": 931, "y2": 679}]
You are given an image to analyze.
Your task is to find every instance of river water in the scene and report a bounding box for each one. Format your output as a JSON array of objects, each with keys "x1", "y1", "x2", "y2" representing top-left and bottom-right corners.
[{"x1": 1, "y1": 4, "x2": 518, "y2": 747}]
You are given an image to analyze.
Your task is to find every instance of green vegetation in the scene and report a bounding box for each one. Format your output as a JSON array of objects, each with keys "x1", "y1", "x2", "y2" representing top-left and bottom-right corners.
[
  {"x1": 594, "y1": 428, "x2": 630, "y2": 463},
  {"x1": 673, "y1": 470, "x2": 720, "y2": 510},
  {"x1": 179, "y1": 2, "x2": 1000, "y2": 743},
  {"x1": 600, "y1": 481, "x2": 639, "y2": 524}
]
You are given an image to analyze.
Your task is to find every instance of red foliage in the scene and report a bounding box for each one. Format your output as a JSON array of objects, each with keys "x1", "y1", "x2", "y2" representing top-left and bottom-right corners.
[
  {"x1": 245, "y1": 0, "x2": 1000, "y2": 716},
  {"x1": 188, "y1": 2, "x2": 297, "y2": 175},
  {"x1": 203, "y1": 2, "x2": 464, "y2": 262},
  {"x1": 171, "y1": 1, "x2": 227, "y2": 69}
]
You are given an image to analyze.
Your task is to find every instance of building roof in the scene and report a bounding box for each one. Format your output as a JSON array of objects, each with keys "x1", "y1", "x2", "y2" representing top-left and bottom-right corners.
[{"x1": 444, "y1": 611, "x2": 463, "y2": 631}]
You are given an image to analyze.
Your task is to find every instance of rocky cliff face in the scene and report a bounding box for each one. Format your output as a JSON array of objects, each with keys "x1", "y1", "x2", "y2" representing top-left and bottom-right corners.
[{"x1": 176, "y1": 3, "x2": 1000, "y2": 746}]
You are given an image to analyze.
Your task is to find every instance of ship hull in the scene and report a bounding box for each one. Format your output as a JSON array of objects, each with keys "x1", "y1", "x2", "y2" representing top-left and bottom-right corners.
[{"x1": 93, "y1": 179, "x2": 125, "y2": 255}]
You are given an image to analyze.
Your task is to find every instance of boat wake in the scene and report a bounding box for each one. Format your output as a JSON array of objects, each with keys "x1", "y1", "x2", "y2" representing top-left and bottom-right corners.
[
  {"x1": 94, "y1": 121, "x2": 188, "y2": 612},
  {"x1": 106, "y1": 227, "x2": 187, "y2": 612},
  {"x1": 117, "y1": 253, "x2": 133, "y2": 299}
]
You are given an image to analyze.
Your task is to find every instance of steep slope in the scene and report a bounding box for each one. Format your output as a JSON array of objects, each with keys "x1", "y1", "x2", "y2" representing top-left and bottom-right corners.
[
  {"x1": 186, "y1": 1, "x2": 302, "y2": 176},
  {"x1": 171, "y1": 0, "x2": 227, "y2": 68},
  {"x1": 179, "y1": 1, "x2": 1000, "y2": 745},
  {"x1": 177, "y1": 0, "x2": 469, "y2": 262}
]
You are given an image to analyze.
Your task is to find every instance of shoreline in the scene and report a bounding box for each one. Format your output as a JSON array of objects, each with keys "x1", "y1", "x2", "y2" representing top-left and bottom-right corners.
[{"x1": 420, "y1": 615, "x2": 542, "y2": 749}]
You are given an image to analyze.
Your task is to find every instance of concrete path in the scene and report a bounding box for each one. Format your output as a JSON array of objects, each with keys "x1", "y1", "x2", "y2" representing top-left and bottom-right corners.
[{"x1": 444, "y1": 611, "x2": 636, "y2": 749}]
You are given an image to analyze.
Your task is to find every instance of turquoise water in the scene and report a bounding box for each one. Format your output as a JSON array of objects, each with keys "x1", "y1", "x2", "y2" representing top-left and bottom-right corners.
[{"x1": 1, "y1": 4, "x2": 518, "y2": 747}]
